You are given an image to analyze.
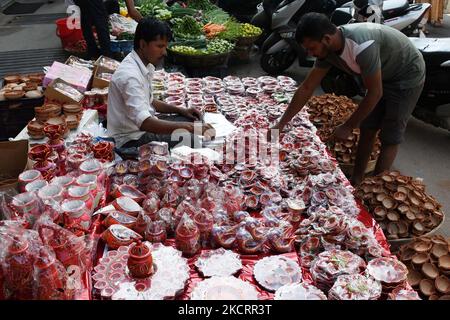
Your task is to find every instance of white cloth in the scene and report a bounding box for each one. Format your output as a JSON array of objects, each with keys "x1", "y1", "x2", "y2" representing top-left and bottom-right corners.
[{"x1": 107, "y1": 50, "x2": 156, "y2": 148}]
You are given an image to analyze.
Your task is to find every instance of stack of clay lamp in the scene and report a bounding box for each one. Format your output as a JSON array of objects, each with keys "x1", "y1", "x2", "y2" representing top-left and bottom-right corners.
[
  {"x1": 397, "y1": 235, "x2": 450, "y2": 300},
  {"x1": 306, "y1": 94, "x2": 380, "y2": 165},
  {"x1": 0, "y1": 73, "x2": 44, "y2": 101},
  {"x1": 27, "y1": 102, "x2": 83, "y2": 139},
  {"x1": 356, "y1": 171, "x2": 444, "y2": 240}
]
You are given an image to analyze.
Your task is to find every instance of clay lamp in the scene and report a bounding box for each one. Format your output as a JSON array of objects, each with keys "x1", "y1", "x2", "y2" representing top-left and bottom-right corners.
[
  {"x1": 29, "y1": 144, "x2": 52, "y2": 163},
  {"x1": 116, "y1": 185, "x2": 146, "y2": 204},
  {"x1": 419, "y1": 279, "x2": 436, "y2": 297},
  {"x1": 422, "y1": 263, "x2": 440, "y2": 280},
  {"x1": 435, "y1": 275, "x2": 450, "y2": 294},
  {"x1": 432, "y1": 244, "x2": 449, "y2": 259},
  {"x1": 412, "y1": 252, "x2": 429, "y2": 267},
  {"x1": 438, "y1": 255, "x2": 450, "y2": 271},
  {"x1": 407, "y1": 269, "x2": 423, "y2": 287}
]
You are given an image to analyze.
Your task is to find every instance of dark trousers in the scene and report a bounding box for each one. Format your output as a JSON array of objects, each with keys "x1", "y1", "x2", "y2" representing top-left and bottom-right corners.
[{"x1": 74, "y1": 0, "x2": 112, "y2": 59}]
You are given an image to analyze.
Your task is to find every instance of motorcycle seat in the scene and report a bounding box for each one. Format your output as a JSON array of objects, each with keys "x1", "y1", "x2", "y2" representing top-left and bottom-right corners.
[
  {"x1": 382, "y1": 0, "x2": 409, "y2": 20},
  {"x1": 409, "y1": 37, "x2": 450, "y2": 66}
]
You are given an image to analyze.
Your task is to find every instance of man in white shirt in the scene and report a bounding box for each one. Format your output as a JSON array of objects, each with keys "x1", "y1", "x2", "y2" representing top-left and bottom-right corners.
[{"x1": 107, "y1": 17, "x2": 215, "y2": 150}]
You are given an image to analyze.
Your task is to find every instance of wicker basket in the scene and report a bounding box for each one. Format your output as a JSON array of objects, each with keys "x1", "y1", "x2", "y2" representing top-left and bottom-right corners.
[
  {"x1": 387, "y1": 215, "x2": 446, "y2": 252},
  {"x1": 167, "y1": 49, "x2": 230, "y2": 69},
  {"x1": 231, "y1": 45, "x2": 252, "y2": 61},
  {"x1": 236, "y1": 34, "x2": 261, "y2": 46}
]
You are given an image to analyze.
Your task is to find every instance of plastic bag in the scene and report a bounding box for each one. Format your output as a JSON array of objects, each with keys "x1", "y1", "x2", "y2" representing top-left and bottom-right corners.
[{"x1": 175, "y1": 213, "x2": 200, "y2": 256}]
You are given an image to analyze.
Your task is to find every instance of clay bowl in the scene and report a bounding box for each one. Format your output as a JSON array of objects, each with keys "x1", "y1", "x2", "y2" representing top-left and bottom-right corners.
[
  {"x1": 4, "y1": 75, "x2": 20, "y2": 83},
  {"x1": 4, "y1": 90, "x2": 25, "y2": 100},
  {"x1": 435, "y1": 275, "x2": 450, "y2": 294},
  {"x1": 419, "y1": 278, "x2": 436, "y2": 296},
  {"x1": 421, "y1": 263, "x2": 440, "y2": 280},
  {"x1": 411, "y1": 252, "x2": 429, "y2": 267},
  {"x1": 407, "y1": 269, "x2": 423, "y2": 287},
  {"x1": 438, "y1": 255, "x2": 450, "y2": 271}
]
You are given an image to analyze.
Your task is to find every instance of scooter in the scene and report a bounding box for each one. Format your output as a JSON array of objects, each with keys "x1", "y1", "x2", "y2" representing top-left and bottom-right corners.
[
  {"x1": 331, "y1": 0, "x2": 431, "y2": 36},
  {"x1": 321, "y1": 2, "x2": 450, "y2": 131},
  {"x1": 253, "y1": 0, "x2": 339, "y2": 74},
  {"x1": 256, "y1": 0, "x2": 430, "y2": 74}
]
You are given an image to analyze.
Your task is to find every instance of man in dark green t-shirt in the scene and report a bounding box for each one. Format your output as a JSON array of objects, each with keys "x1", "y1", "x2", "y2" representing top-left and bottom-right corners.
[{"x1": 271, "y1": 13, "x2": 425, "y2": 186}]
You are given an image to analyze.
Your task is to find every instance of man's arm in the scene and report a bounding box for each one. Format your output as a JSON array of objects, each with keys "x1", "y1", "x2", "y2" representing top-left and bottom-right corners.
[
  {"x1": 273, "y1": 66, "x2": 330, "y2": 130},
  {"x1": 153, "y1": 99, "x2": 183, "y2": 114},
  {"x1": 346, "y1": 70, "x2": 383, "y2": 129},
  {"x1": 140, "y1": 116, "x2": 193, "y2": 134},
  {"x1": 125, "y1": 0, "x2": 143, "y2": 22},
  {"x1": 332, "y1": 70, "x2": 383, "y2": 140}
]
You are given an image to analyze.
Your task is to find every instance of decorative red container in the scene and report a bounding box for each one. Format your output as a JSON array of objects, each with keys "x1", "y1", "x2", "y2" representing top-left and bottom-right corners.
[{"x1": 127, "y1": 241, "x2": 153, "y2": 279}]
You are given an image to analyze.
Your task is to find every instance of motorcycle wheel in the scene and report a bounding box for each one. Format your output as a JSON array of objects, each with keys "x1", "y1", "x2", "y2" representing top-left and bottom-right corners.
[{"x1": 260, "y1": 49, "x2": 297, "y2": 75}]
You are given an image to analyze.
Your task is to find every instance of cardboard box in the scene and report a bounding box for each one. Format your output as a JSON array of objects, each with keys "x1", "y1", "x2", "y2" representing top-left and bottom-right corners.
[
  {"x1": 0, "y1": 139, "x2": 29, "y2": 193},
  {"x1": 92, "y1": 68, "x2": 112, "y2": 89},
  {"x1": 43, "y1": 61, "x2": 93, "y2": 93},
  {"x1": 94, "y1": 56, "x2": 121, "y2": 74},
  {"x1": 44, "y1": 78, "x2": 85, "y2": 105}
]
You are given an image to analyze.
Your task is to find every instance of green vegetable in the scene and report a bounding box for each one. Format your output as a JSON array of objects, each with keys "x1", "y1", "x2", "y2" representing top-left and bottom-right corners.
[
  {"x1": 203, "y1": 8, "x2": 230, "y2": 25},
  {"x1": 171, "y1": 16, "x2": 203, "y2": 39},
  {"x1": 240, "y1": 23, "x2": 262, "y2": 37},
  {"x1": 116, "y1": 32, "x2": 135, "y2": 40},
  {"x1": 206, "y1": 39, "x2": 234, "y2": 54},
  {"x1": 169, "y1": 3, "x2": 198, "y2": 18},
  {"x1": 170, "y1": 45, "x2": 200, "y2": 55},
  {"x1": 217, "y1": 19, "x2": 241, "y2": 41},
  {"x1": 138, "y1": 0, "x2": 169, "y2": 18}
]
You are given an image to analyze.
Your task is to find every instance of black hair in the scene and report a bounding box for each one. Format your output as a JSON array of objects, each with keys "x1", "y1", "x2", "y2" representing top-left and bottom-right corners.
[
  {"x1": 134, "y1": 17, "x2": 173, "y2": 51},
  {"x1": 295, "y1": 12, "x2": 338, "y2": 43}
]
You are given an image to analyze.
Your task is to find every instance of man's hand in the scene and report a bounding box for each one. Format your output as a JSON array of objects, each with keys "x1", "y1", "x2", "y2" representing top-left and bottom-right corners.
[
  {"x1": 202, "y1": 123, "x2": 216, "y2": 141},
  {"x1": 180, "y1": 107, "x2": 203, "y2": 121},
  {"x1": 332, "y1": 123, "x2": 353, "y2": 141}
]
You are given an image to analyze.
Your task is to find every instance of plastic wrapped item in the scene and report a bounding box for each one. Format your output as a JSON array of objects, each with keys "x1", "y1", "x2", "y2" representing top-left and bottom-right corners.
[
  {"x1": 1, "y1": 234, "x2": 37, "y2": 299},
  {"x1": 33, "y1": 247, "x2": 71, "y2": 300},
  {"x1": 114, "y1": 185, "x2": 146, "y2": 204},
  {"x1": 61, "y1": 199, "x2": 92, "y2": 233},
  {"x1": 18, "y1": 170, "x2": 43, "y2": 193},
  {"x1": 365, "y1": 257, "x2": 408, "y2": 295},
  {"x1": 10, "y1": 192, "x2": 43, "y2": 227},
  {"x1": 195, "y1": 248, "x2": 242, "y2": 277},
  {"x1": 388, "y1": 287, "x2": 421, "y2": 300},
  {"x1": 193, "y1": 209, "x2": 214, "y2": 246},
  {"x1": 36, "y1": 218, "x2": 94, "y2": 275},
  {"x1": 113, "y1": 196, "x2": 142, "y2": 217},
  {"x1": 253, "y1": 256, "x2": 302, "y2": 292},
  {"x1": 101, "y1": 224, "x2": 142, "y2": 250},
  {"x1": 109, "y1": 13, "x2": 137, "y2": 36},
  {"x1": 142, "y1": 194, "x2": 160, "y2": 220},
  {"x1": 191, "y1": 276, "x2": 259, "y2": 300},
  {"x1": 145, "y1": 220, "x2": 167, "y2": 244},
  {"x1": 236, "y1": 227, "x2": 265, "y2": 255},
  {"x1": 310, "y1": 249, "x2": 367, "y2": 293},
  {"x1": 103, "y1": 210, "x2": 137, "y2": 229},
  {"x1": 37, "y1": 184, "x2": 64, "y2": 204},
  {"x1": 139, "y1": 142, "x2": 169, "y2": 159},
  {"x1": 328, "y1": 274, "x2": 382, "y2": 300},
  {"x1": 274, "y1": 282, "x2": 328, "y2": 300},
  {"x1": 175, "y1": 214, "x2": 200, "y2": 257}
]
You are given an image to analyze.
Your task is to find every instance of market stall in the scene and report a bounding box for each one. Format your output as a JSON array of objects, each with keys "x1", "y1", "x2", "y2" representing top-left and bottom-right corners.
[{"x1": 0, "y1": 53, "x2": 447, "y2": 300}]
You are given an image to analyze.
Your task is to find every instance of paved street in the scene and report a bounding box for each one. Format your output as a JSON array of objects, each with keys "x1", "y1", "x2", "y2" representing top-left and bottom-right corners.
[{"x1": 1, "y1": 0, "x2": 449, "y2": 236}]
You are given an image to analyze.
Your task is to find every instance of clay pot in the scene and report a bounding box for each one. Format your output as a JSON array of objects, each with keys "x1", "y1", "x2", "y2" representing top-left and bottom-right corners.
[
  {"x1": 127, "y1": 241, "x2": 153, "y2": 279},
  {"x1": 412, "y1": 252, "x2": 429, "y2": 266},
  {"x1": 432, "y1": 244, "x2": 449, "y2": 258},
  {"x1": 407, "y1": 269, "x2": 423, "y2": 287},
  {"x1": 419, "y1": 279, "x2": 436, "y2": 296},
  {"x1": 414, "y1": 241, "x2": 433, "y2": 253},
  {"x1": 438, "y1": 255, "x2": 450, "y2": 270},
  {"x1": 422, "y1": 263, "x2": 439, "y2": 280},
  {"x1": 435, "y1": 275, "x2": 450, "y2": 294}
]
